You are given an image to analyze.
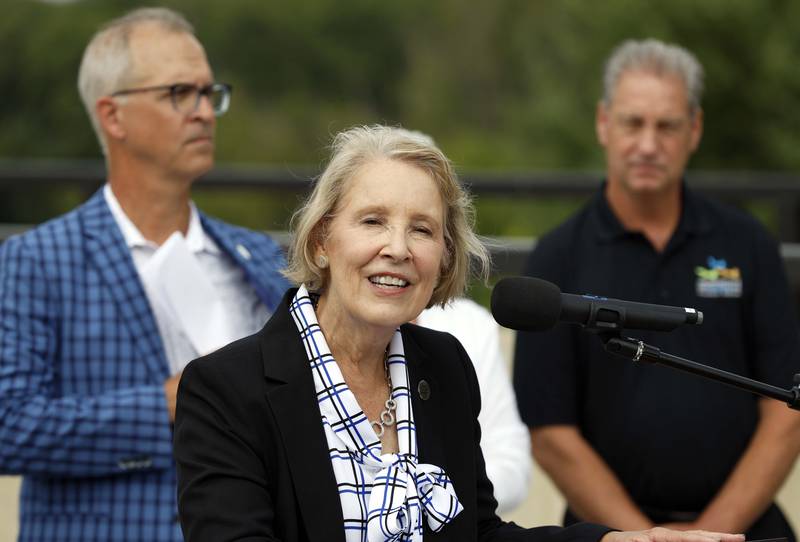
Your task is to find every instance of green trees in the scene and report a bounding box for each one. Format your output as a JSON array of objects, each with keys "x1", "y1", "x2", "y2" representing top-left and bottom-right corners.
[
  {"x1": 3, "y1": 0, "x2": 799, "y2": 230},
  {"x1": 5, "y1": 0, "x2": 799, "y2": 167}
]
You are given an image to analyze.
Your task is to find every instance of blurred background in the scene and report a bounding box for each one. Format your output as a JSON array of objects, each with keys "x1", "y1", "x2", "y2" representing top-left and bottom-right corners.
[
  {"x1": 3, "y1": 0, "x2": 800, "y2": 242},
  {"x1": 1, "y1": 0, "x2": 799, "y2": 539}
]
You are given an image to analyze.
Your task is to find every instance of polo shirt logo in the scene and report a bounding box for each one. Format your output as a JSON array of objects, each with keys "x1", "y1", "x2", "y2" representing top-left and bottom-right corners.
[{"x1": 695, "y1": 256, "x2": 742, "y2": 298}]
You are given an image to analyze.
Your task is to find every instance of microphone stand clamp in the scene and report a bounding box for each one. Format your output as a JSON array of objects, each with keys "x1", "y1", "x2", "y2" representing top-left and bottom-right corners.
[{"x1": 596, "y1": 332, "x2": 800, "y2": 412}]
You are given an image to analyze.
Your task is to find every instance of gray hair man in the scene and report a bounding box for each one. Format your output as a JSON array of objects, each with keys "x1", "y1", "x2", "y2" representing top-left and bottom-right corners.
[{"x1": 514, "y1": 38, "x2": 800, "y2": 541}]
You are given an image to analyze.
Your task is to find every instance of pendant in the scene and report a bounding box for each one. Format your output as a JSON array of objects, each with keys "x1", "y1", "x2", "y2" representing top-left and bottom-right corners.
[{"x1": 371, "y1": 399, "x2": 397, "y2": 438}]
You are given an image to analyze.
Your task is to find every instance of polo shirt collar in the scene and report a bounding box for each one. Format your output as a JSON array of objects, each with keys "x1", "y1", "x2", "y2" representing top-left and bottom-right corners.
[{"x1": 592, "y1": 180, "x2": 714, "y2": 244}]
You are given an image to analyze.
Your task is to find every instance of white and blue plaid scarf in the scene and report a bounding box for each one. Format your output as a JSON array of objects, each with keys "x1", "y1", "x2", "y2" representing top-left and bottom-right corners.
[{"x1": 289, "y1": 285, "x2": 463, "y2": 542}]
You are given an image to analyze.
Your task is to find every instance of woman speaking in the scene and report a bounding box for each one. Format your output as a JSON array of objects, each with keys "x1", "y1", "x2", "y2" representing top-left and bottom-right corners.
[{"x1": 174, "y1": 126, "x2": 743, "y2": 542}]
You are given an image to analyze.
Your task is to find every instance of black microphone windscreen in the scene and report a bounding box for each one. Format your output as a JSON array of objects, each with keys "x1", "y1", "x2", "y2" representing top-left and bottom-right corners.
[{"x1": 491, "y1": 277, "x2": 562, "y2": 332}]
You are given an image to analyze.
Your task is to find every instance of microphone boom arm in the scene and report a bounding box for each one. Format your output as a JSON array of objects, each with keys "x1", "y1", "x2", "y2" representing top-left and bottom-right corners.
[{"x1": 602, "y1": 335, "x2": 800, "y2": 411}]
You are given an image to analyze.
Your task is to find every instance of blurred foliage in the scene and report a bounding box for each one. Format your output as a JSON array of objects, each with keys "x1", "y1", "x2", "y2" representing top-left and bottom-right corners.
[
  {"x1": 2, "y1": 0, "x2": 799, "y2": 253},
  {"x1": 5, "y1": 0, "x2": 799, "y2": 168}
]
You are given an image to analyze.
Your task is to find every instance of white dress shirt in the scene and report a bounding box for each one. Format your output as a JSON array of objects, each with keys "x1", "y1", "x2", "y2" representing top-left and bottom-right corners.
[
  {"x1": 104, "y1": 184, "x2": 268, "y2": 374},
  {"x1": 417, "y1": 298, "x2": 532, "y2": 514}
]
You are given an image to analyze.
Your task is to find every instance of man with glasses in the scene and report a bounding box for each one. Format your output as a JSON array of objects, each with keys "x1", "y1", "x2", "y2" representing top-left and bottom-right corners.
[{"x1": 0, "y1": 8, "x2": 288, "y2": 541}]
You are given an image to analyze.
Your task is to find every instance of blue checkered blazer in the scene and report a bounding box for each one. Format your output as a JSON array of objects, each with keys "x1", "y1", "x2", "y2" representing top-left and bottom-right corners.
[{"x1": 0, "y1": 189, "x2": 289, "y2": 542}]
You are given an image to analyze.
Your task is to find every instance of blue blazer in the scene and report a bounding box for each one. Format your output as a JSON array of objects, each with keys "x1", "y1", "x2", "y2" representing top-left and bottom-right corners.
[{"x1": 0, "y1": 189, "x2": 289, "y2": 542}]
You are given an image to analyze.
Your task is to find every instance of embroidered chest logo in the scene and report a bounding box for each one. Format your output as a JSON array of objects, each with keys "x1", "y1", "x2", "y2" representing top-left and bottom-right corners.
[{"x1": 695, "y1": 256, "x2": 742, "y2": 298}]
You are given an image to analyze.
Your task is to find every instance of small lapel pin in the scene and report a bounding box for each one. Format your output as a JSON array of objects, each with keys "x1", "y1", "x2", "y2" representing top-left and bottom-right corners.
[
  {"x1": 417, "y1": 380, "x2": 431, "y2": 401},
  {"x1": 236, "y1": 243, "x2": 252, "y2": 260}
]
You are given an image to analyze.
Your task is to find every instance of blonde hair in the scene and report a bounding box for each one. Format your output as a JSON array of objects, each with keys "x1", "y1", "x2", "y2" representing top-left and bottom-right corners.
[
  {"x1": 284, "y1": 125, "x2": 490, "y2": 307},
  {"x1": 77, "y1": 7, "x2": 194, "y2": 155}
]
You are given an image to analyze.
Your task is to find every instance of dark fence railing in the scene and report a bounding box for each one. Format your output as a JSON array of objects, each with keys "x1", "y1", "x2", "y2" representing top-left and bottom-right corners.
[
  {"x1": 4, "y1": 159, "x2": 800, "y2": 237},
  {"x1": 3, "y1": 159, "x2": 800, "y2": 303}
]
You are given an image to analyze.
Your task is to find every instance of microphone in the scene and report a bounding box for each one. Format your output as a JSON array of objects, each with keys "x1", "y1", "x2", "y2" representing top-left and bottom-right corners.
[{"x1": 491, "y1": 277, "x2": 703, "y2": 333}]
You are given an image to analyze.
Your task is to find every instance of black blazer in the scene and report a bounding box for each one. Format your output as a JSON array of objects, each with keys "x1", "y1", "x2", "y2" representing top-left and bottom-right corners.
[{"x1": 174, "y1": 289, "x2": 610, "y2": 542}]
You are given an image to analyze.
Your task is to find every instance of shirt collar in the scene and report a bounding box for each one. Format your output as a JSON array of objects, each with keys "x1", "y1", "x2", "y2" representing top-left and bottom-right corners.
[
  {"x1": 103, "y1": 183, "x2": 220, "y2": 254},
  {"x1": 185, "y1": 200, "x2": 220, "y2": 254},
  {"x1": 592, "y1": 180, "x2": 713, "y2": 244},
  {"x1": 104, "y1": 184, "x2": 152, "y2": 249}
]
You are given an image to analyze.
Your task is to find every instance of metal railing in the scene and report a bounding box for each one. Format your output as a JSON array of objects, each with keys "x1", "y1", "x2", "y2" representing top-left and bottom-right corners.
[{"x1": 3, "y1": 159, "x2": 800, "y2": 302}]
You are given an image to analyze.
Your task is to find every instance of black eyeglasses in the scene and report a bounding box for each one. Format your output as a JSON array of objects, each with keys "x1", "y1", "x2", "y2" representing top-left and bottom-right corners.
[{"x1": 110, "y1": 82, "x2": 232, "y2": 116}]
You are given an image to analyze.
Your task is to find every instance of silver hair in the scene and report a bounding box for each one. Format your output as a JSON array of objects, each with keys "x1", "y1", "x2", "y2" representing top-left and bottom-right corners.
[
  {"x1": 77, "y1": 8, "x2": 195, "y2": 156},
  {"x1": 602, "y1": 39, "x2": 705, "y2": 114}
]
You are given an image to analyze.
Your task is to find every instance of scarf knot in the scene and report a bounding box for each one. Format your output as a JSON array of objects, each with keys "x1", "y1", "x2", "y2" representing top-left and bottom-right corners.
[{"x1": 366, "y1": 458, "x2": 462, "y2": 541}]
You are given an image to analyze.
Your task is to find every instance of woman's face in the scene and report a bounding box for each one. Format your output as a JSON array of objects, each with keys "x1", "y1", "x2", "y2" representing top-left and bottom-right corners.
[{"x1": 317, "y1": 158, "x2": 446, "y2": 334}]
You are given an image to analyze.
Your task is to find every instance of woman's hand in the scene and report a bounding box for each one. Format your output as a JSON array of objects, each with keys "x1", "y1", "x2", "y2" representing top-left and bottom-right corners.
[
  {"x1": 658, "y1": 523, "x2": 696, "y2": 531},
  {"x1": 601, "y1": 527, "x2": 745, "y2": 542}
]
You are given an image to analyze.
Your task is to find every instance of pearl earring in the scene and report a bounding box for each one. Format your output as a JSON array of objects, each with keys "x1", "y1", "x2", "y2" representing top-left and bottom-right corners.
[{"x1": 317, "y1": 254, "x2": 328, "y2": 268}]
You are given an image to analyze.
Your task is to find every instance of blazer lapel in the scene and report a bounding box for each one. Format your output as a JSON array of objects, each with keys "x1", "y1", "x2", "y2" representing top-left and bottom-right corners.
[
  {"x1": 401, "y1": 326, "x2": 447, "y2": 469},
  {"x1": 259, "y1": 300, "x2": 345, "y2": 542},
  {"x1": 201, "y1": 215, "x2": 288, "y2": 311},
  {"x1": 80, "y1": 190, "x2": 170, "y2": 383},
  {"x1": 403, "y1": 327, "x2": 478, "y2": 542}
]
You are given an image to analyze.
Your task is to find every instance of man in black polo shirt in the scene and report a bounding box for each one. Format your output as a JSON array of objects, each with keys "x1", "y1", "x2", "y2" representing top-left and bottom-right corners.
[{"x1": 513, "y1": 38, "x2": 800, "y2": 540}]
